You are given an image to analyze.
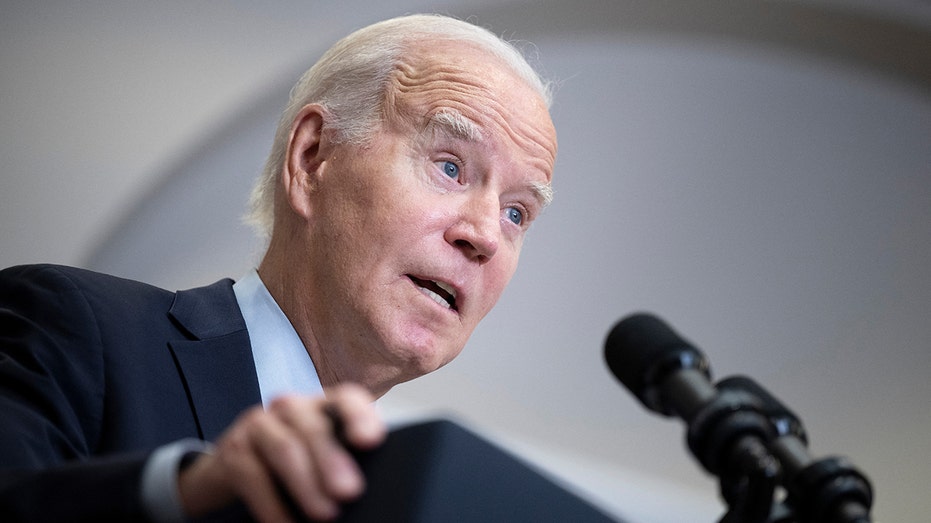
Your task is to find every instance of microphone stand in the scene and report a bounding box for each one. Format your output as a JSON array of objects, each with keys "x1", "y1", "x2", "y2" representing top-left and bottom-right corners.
[
  {"x1": 675, "y1": 376, "x2": 873, "y2": 523},
  {"x1": 716, "y1": 377, "x2": 873, "y2": 523},
  {"x1": 717, "y1": 435, "x2": 780, "y2": 523},
  {"x1": 677, "y1": 382, "x2": 780, "y2": 523},
  {"x1": 773, "y1": 453, "x2": 873, "y2": 523}
]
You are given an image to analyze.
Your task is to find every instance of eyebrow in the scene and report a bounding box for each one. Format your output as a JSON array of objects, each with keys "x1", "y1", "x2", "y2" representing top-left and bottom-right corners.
[
  {"x1": 427, "y1": 109, "x2": 554, "y2": 208},
  {"x1": 531, "y1": 180, "x2": 554, "y2": 208},
  {"x1": 428, "y1": 110, "x2": 482, "y2": 141}
]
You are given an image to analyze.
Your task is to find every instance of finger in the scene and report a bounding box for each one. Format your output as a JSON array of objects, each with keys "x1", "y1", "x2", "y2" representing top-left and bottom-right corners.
[
  {"x1": 211, "y1": 410, "x2": 302, "y2": 523},
  {"x1": 227, "y1": 448, "x2": 298, "y2": 523},
  {"x1": 272, "y1": 395, "x2": 366, "y2": 503},
  {"x1": 178, "y1": 408, "x2": 300, "y2": 522},
  {"x1": 325, "y1": 383, "x2": 387, "y2": 450},
  {"x1": 251, "y1": 402, "x2": 341, "y2": 520}
]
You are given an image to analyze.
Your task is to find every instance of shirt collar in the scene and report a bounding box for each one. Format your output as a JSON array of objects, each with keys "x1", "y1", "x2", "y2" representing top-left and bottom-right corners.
[{"x1": 232, "y1": 268, "x2": 323, "y2": 406}]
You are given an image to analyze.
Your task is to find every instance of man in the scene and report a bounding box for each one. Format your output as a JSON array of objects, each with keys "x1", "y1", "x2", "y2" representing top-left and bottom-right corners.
[{"x1": 0, "y1": 13, "x2": 557, "y2": 522}]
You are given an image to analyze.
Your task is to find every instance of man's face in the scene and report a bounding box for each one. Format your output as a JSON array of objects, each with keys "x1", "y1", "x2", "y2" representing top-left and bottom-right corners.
[{"x1": 302, "y1": 40, "x2": 557, "y2": 393}]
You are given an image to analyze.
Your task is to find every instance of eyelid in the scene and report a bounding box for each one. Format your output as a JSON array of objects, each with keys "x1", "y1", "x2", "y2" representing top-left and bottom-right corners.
[{"x1": 441, "y1": 153, "x2": 463, "y2": 167}]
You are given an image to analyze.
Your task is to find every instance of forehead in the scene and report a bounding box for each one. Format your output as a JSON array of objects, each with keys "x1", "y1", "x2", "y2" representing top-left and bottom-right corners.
[{"x1": 386, "y1": 39, "x2": 558, "y2": 179}]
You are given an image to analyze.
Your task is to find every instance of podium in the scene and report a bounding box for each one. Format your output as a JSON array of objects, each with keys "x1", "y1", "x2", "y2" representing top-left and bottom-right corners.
[
  {"x1": 340, "y1": 419, "x2": 620, "y2": 522},
  {"x1": 197, "y1": 419, "x2": 621, "y2": 522}
]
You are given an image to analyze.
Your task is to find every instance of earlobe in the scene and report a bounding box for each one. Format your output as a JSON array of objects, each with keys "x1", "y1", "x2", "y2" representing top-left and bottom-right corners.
[{"x1": 283, "y1": 104, "x2": 327, "y2": 220}]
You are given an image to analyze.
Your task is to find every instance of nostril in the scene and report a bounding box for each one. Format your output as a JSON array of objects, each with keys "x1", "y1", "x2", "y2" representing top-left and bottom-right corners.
[
  {"x1": 453, "y1": 239, "x2": 486, "y2": 263},
  {"x1": 447, "y1": 221, "x2": 497, "y2": 262}
]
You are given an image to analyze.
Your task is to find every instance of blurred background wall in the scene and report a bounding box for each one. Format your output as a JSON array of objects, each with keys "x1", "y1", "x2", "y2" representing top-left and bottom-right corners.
[{"x1": 2, "y1": 1, "x2": 930, "y2": 521}]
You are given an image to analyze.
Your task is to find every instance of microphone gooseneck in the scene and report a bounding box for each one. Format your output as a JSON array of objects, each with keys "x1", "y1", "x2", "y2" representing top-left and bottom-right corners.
[{"x1": 717, "y1": 376, "x2": 873, "y2": 523}]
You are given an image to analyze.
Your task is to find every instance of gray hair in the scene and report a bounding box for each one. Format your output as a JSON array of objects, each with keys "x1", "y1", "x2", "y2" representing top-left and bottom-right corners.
[{"x1": 245, "y1": 14, "x2": 553, "y2": 238}]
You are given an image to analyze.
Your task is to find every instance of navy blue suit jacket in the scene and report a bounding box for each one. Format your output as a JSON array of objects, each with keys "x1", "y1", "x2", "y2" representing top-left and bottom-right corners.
[{"x1": 0, "y1": 264, "x2": 263, "y2": 520}]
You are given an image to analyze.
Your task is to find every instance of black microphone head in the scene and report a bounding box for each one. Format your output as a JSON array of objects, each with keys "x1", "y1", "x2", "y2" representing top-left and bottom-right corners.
[{"x1": 604, "y1": 312, "x2": 711, "y2": 415}]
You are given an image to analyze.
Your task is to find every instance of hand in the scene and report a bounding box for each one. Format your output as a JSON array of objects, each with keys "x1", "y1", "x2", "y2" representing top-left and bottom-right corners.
[{"x1": 177, "y1": 383, "x2": 386, "y2": 522}]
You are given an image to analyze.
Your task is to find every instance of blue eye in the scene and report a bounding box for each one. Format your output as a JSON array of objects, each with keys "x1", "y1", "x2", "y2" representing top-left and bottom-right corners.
[
  {"x1": 505, "y1": 207, "x2": 523, "y2": 225},
  {"x1": 441, "y1": 160, "x2": 460, "y2": 179}
]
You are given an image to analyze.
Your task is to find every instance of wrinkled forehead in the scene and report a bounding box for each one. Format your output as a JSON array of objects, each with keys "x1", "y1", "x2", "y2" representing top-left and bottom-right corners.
[{"x1": 383, "y1": 39, "x2": 558, "y2": 174}]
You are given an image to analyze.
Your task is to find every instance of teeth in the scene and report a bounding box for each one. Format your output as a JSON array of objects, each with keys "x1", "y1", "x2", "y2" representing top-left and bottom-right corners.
[
  {"x1": 436, "y1": 281, "x2": 457, "y2": 299},
  {"x1": 408, "y1": 275, "x2": 457, "y2": 310},
  {"x1": 419, "y1": 286, "x2": 452, "y2": 309}
]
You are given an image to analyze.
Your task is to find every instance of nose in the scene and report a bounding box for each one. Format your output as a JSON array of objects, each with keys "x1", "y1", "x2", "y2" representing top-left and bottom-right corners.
[{"x1": 445, "y1": 193, "x2": 500, "y2": 263}]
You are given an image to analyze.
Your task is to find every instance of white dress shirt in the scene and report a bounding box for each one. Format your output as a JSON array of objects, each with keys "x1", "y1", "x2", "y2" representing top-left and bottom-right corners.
[{"x1": 234, "y1": 268, "x2": 323, "y2": 405}]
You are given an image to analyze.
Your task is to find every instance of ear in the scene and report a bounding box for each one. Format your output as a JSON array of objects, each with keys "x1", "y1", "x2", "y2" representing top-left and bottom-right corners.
[{"x1": 282, "y1": 104, "x2": 328, "y2": 220}]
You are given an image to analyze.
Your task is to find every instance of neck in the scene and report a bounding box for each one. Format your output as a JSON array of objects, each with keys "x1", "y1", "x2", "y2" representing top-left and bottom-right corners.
[{"x1": 257, "y1": 246, "x2": 395, "y2": 399}]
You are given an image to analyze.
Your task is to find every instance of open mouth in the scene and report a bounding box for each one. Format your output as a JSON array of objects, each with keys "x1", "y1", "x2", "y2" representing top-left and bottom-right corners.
[{"x1": 408, "y1": 275, "x2": 458, "y2": 311}]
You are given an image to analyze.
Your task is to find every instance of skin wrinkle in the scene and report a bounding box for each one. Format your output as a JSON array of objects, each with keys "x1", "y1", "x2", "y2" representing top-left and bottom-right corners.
[
  {"x1": 389, "y1": 48, "x2": 556, "y2": 163},
  {"x1": 385, "y1": 55, "x2": 556, "y2": 218},
  {"x1": 409, "y1": 111, "x2": 549, "y2": 226},
  {"x1": 386, "y1": 43, "x2": 558, "y2": 222},
  {"x1": 423, "y1": 111, "x2": 553, "y2": 210},
  {"x1": 418, "y1": 95, "x2": 555, "y2": 211}
]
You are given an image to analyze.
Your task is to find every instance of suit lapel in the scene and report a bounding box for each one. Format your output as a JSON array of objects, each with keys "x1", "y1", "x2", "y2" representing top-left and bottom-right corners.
[{"x1": 167, "y1": 279, "x2": 262, "y2": 441}]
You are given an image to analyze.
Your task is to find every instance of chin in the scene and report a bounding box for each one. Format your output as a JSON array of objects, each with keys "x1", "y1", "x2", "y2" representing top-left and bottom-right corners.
[{"x1": 393, "y1": 336, "x2": 463, "y2": 378}]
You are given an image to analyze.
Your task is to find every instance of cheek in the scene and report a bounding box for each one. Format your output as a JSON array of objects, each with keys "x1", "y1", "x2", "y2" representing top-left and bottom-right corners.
[
  {"x1": 382, "y1": 189, "x2": 455, "y2": 243},
  {"x1": 332, "y1": 189, "x2": 417, "y2": 252},
  {"x1": 477, "y1": 249, "x2": 522, "y2": 313}
]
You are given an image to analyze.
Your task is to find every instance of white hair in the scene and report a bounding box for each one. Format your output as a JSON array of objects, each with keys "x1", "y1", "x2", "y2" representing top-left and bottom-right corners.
[{"x1": 245, "y1": 13, "x2": 553, "y2": 238}]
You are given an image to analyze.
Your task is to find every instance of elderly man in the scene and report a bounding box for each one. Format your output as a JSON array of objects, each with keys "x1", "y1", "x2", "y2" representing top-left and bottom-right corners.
[{"x1": 0, "y1": 13, "x2": 557, "y2": 522}]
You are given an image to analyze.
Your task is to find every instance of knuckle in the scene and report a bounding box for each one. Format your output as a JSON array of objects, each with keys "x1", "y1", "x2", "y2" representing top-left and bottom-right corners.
[
  {"x1": 267, "y1": 435, "x2": 303, "y2": 462},
  {"x1": 268, "y1": 394, "x2": 299, "y2": 412},
  {"x1": 239, "y1": 405, "x2": 268, "y2": 427}
]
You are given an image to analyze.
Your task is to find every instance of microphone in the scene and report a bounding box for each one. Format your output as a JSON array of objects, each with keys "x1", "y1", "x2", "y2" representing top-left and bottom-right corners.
[
  {"x1": 603, "y1": 312, "x2": 715, "y2": 422},
  {"x1": 604, "y1": 313, "x2": 873, "y2": 523},
  {"x1": 604, "y1": 313, "x2": 779, "y2": 523}
]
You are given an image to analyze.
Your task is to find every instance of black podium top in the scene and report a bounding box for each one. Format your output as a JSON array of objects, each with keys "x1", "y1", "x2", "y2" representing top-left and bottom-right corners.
[{"x1": 340, "y1": 418, "x2": 621, "y2": 522}]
